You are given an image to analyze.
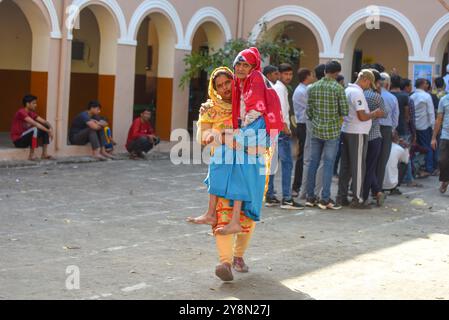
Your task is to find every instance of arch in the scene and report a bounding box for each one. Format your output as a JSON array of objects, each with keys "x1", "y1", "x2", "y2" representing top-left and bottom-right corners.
[
  {"x1": 127, "y1": 0, "x2": 184, "y2": 48},
  {"x1": 333, "y1": 6, "x2": 426, "y2": 61},
  {"x1": 10, "y1": 0, "x2": 52, "y2": 71},
  {"x1": 42, "y1": 0, "x2": 62, "y2": 38},
  {"x1": 0, "y1": 0, "x2": 50, "y2": 133},
  {"x1": 68, "y1": 5, "x2": 118, "y2": 137},
  {"x1": 184, "y1": 7, "x2": 232, "y2": 50},
  {"x1": 66, "y1": 0, "x2": 127, "y2": 44},
  {"x1": 423, "y1": 13, "x2": 449, "y2": 63},
  {"x1": 248, "y1": 5, "x2": 333, "y2": 58}
]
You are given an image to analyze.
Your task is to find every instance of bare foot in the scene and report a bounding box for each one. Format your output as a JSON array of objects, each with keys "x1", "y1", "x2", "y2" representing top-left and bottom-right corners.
[
  {"x1": 417, "y1": 171, "x2": 431, "y2": 178},
  {"x1": 93, "y1": 155, "x2": 108, "y2": 161},
  {"x1": 440, "y1": 182, "x2": 449, "y2": 194},
  {"x1": 101, "y1": 152, "x2": 115, "y2": 159},
  {"x1": 28, "y1": 156, "x2": 39, "y2": 161},
  {"x1": 215, "y1": 223, "x2": 242, "y2": 235},
  {"x1": 406, "y1": 181, "x2": 423, "y2": 188},
  {"x1": 186, "y1": 213, "x2": 217, "y2": 226}
]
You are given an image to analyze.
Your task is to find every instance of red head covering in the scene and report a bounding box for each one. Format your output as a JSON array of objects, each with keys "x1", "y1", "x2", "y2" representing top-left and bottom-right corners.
[
  {"x1": 233, "y1": 47, "x2": 261, "y2": 72},
  {"x1": 232, "y1": 47, "x2": 283, "y2": 136}
]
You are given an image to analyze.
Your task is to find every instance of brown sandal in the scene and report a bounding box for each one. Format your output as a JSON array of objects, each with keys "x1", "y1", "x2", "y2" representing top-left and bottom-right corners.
[{"x1": 215, "y1": 263, "x2": 233, "y2": 282}]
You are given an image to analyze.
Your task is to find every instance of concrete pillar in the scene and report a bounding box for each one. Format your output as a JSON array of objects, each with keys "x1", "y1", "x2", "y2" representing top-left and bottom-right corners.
[
  {"x1": 55, "y1": 37, "x2": 73, "y2": 153},
  {"x1": 112, "y1": 44, "x2": 137, "y2": 152},
  {"x1": 170, "y1": 48, "x2": 191, "y2": 134},
  {"x1": 45, "y1": 38, "x2": 63, "y2": 154}
]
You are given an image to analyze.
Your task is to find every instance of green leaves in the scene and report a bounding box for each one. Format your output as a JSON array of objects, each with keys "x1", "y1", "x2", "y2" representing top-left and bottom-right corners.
[{"x1": 180, "y1": 25, "x2": 302, "y2": 89}]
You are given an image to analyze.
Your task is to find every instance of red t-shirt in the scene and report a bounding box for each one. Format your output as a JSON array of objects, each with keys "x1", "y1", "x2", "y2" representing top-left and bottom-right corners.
[
  {"x1": 126, "y1": 118, "x2": 155, "y2": 149},
  {"x1": 10, "y1": 108, "x2": 38, "y2": 142}
]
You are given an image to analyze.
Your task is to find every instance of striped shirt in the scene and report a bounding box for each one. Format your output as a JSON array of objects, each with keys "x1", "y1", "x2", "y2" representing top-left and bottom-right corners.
[
  {"x1": 364, "y1": 89, "x2": 387, "y2": 141},
  {"x1": 307, "y1": 77, "x2": 349, "y2": 140},
  {"x1": 380, "y1": 88, "x2": 399, "y2": 129}
]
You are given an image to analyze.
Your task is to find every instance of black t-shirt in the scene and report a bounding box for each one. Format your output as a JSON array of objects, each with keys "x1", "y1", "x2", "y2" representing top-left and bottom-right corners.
[
  {"x1": 430, "y1": 93, "x2": 440, "y2": 113},
  {"x1": 391, "y1": 91, "x2": 410, "y2": 136},
  {"x1": 69, "y1": 111, "x2": 92, "y2": 140}
]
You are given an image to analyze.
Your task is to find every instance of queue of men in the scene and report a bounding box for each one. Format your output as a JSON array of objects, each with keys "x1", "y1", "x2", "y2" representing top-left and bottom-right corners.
[
  {"x1": 8, "y1": 60, "x2": 449, "y2": 200},
  {"x1": 263, "y1": 60, "x2": 449, "y2": 210}
]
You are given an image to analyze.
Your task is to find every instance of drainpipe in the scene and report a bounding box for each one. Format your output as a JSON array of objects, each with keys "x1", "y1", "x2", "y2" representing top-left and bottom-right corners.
[
  {"x1": 237, "y1": 0, "x2": 244, "y2": 39},
  {"x1": 55, "y1": 0, "x2": 71, "y2": 151}
]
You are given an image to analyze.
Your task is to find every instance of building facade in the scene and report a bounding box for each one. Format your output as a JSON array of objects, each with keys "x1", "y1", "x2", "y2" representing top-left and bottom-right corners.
[{"x1": 1, "y1": 0, "x2": 448, "y2": 159}]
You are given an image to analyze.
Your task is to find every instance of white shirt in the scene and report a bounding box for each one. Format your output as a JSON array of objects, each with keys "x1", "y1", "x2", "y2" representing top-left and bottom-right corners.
[
  {"x1": 273, "y1": 81, "x2": 290, "y2": 124},
  {"x1": 342, "y1": 83, "x2": 372, "y2": 135},
  {"x1": 410, "y1": 89, "x2": 435, "y2": 130},
  {"x1": 383, "y1": 143, "x2": 410, "y2": 190}
]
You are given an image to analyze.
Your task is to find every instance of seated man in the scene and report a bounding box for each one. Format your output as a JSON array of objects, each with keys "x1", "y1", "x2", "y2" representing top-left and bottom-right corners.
[
  {"x1": 11, "y1": 94, "x2": 54, "y2": 161},
  {"x1": 126, "y1": 108, "x2": 159, "y2": 159},
  {"x1": 383, "y1": 133, "x2": 410, "y2": 195},
  {"x1": 69, "y1": 100, "x2": 114, "y2": 161}
]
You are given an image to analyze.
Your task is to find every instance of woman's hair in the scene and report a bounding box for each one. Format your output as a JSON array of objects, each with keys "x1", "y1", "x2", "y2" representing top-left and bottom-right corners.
[{"x1": 212, "y1": 71, "x2": 233, "y2": 90}]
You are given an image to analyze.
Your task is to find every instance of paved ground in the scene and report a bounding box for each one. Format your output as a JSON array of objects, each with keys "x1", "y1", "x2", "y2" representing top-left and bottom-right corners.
[{"x1": 0, "y1": 154, "x2": 448, "y2": 300}]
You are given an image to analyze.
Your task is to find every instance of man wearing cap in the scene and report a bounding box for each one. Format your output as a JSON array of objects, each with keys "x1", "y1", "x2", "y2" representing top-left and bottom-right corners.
[{"x1": 337, "y1": 70, "x2": 383, "y2": 208}]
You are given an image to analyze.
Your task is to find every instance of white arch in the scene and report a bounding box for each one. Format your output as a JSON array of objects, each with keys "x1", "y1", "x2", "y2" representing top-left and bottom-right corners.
[
  {"x1": 66, "y1": 0, "x2": 128, "y2": 44},
  {"x1": 184, "y1": 7, "x2": 232, "y2": 51},
  {"x1": 248, "y1": 5, "x2": 333, "y2": 58},
  {"x1": 127, "y1": 0, "x2": 184, "y2": 49},
  {"x1": 41, "y1": 0, "x2": 62, "y2": 38},
  {"x1": 14, "y1": 0, "x2": 52, "y2": 70},
  {"x1": 333, "y1": 6, "x2": 429, "y2": 62},
  {"x1": 423, "y1": 13, "x2": 449, "y2": 62}
]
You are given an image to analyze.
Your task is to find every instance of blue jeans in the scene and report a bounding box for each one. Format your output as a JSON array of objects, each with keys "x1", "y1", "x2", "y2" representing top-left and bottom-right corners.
[
  {"x1": 267, "y1": 133, "x2": 293, "y2": 200},
  {"x1": 306, "y1": 136, "x2": 338, "y2": 201},
  {"x1": 416, "y1": 127, "x2": 436, "y2": 173}
]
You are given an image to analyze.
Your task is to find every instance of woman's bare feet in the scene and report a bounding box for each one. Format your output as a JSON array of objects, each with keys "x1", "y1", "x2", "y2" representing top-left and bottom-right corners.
[
  {"x1": 28, "y1": 156, "x2": 39, "y2": 161},
  {"x1": 186, "y1": 212, "x2": 217, "y2": 225},
  {"x1": 215, "y1": 222, "x2": 242, "y2": 235}
]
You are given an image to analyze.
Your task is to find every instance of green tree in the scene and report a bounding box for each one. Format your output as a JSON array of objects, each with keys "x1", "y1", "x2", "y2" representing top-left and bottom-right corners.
[{"x1": 180, "y1": 23, "x2": 302, "y2": 88}]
